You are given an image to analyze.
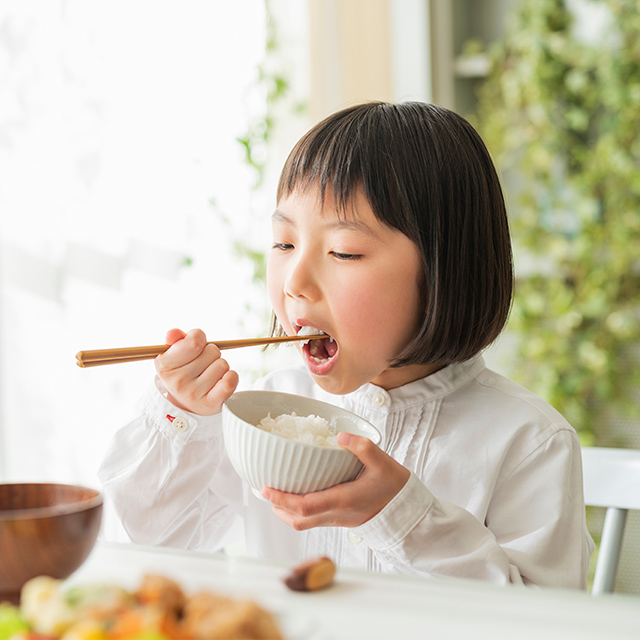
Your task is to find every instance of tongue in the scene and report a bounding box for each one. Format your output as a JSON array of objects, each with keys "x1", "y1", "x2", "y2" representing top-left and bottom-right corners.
[{"x1": 308, "y1": 337, "x2": 337, "y2": 360}]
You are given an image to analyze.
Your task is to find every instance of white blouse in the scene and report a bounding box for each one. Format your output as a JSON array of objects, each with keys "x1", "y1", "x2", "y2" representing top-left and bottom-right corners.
[{"x1": 98, "y1": 356, "x2": 594, "y2": 589}]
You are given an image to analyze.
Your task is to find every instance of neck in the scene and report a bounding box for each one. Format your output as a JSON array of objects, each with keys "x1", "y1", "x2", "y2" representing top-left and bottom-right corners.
[{"x1": 371, "y1": 362, "x2": 445, "y2": 391}]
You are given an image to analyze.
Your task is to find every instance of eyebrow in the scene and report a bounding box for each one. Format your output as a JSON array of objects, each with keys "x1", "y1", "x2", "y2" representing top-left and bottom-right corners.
[{"x1": 271, "y1": 209, "x2": 379, "y2": 237}]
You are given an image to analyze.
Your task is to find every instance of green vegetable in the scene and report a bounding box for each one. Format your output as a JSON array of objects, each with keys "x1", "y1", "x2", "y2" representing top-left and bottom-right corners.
[{"x1": 0, "y1": 603, "x2": 29, "y2": 640}]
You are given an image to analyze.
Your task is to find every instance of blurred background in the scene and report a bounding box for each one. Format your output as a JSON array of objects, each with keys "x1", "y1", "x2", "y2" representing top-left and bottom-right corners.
[{"x1": 1, "y1": 0, "x2": 638, "y2": 593}]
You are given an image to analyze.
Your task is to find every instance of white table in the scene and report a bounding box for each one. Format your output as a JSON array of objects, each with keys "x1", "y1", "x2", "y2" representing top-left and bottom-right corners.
[{"x1": 71, "y1": 541, "x2": 638, "y2": 640}]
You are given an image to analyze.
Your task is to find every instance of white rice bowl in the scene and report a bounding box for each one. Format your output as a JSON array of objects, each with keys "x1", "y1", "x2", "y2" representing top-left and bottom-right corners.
[{"x1": 222, "y1": 391, "x2": 381, "y2": 496}]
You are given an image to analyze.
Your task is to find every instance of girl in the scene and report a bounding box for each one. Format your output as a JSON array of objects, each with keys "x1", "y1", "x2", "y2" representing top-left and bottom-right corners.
[{"x1": 99, "y1": 102, "x2": 594, "y2": 588}]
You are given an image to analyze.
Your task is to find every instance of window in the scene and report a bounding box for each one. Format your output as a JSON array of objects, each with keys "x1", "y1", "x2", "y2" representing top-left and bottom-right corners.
[{"x1": 0, "y1": 1, "x2": 279, "y2": 487}]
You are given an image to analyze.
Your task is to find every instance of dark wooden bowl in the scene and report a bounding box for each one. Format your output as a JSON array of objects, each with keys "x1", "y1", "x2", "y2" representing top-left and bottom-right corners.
[{"x1": 0, "y1": 483, "x2": 103, "y2": 603}]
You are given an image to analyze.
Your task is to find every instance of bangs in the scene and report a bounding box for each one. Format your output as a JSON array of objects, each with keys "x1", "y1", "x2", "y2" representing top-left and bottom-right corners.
[
  {"x1": 276, "y1": 107, "x2": 369, "y2": 216},
  {"x1": 276, "y1": 102, "x2": 414, "y2": 234}
]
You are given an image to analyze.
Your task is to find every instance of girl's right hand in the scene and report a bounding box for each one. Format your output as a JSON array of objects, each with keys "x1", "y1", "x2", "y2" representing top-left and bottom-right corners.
[{"x1": 154, "y1": 328, "x2": 239, "y2": 416}]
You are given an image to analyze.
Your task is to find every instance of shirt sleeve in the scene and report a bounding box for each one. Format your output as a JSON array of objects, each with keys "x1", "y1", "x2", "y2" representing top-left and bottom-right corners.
[
  {"x1": 98, "y1": 377, "x2": 244, "y2": 551},
  {"x1": 351, "y1": 428, "x2": 594, "y2": 588}
]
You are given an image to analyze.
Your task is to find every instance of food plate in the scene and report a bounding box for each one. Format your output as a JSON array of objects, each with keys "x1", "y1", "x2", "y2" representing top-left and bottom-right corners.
[{"x1": 0, "y1": 573, "x2": 333, "y2": 640}]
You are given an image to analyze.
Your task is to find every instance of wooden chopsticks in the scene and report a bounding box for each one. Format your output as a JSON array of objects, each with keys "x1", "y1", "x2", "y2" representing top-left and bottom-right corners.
[{"x1": 75, "y1": 334, "x2": 329, "y2": 368}]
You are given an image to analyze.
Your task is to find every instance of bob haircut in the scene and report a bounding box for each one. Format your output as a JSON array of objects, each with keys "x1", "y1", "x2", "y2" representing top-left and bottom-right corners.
[{"x1": 274, "y1": 101, "x2": 514, "y2": 367}]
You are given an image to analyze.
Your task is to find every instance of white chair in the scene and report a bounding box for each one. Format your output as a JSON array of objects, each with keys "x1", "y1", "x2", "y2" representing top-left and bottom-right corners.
[{"x1": 581, "y1": 446, "x2": 640, "y2": 595}]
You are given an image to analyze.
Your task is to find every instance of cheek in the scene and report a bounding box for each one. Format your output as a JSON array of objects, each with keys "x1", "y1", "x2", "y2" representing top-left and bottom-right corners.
[
  {"x1": 266, "y1": 260, "x2": 284, "y2": 312},
  {"x1": 337, "y1": 284, "x2": 398, "y2": 333},
  {"x1": 338, "y1": 274, "x2": 423, "y2": 340}
]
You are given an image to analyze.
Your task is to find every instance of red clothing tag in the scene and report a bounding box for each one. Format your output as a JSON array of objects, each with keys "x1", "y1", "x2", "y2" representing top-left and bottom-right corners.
[{"x1": 166, "y1": 414, "x2": 175, "y2": 423}]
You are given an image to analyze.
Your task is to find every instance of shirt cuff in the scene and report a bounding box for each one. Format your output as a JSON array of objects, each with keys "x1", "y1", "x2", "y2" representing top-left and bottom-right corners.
[
  {"x1": 145, "y1": 376, "x2": 223, "y2": 444},
  {"x1": 352, "y1": 472, "x2": 434, "y2": 550}
]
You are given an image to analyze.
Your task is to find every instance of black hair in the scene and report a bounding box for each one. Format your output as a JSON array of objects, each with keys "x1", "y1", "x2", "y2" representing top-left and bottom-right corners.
[{"x1": 274, "y1": 101, "x2": 513, "y2": 367}]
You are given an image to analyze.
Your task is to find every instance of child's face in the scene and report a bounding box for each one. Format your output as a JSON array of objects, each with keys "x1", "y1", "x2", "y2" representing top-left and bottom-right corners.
[{"x1": 268, "y1": 186, "x2": 435, "y2": 394}]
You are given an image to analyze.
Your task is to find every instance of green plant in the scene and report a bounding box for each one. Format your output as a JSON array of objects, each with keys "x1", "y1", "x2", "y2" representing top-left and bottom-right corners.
[{"x1": 475, "y1": 0, "x2": 640, "y2": 443}]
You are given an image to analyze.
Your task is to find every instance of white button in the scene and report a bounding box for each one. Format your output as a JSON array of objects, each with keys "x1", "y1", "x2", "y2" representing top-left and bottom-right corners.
[
  {"x1": 172, "y1": 417, "x2": 189, "y2": 432},
  {"x1": 349, "y1": 532, "x2": 363, "y2": 544},
  {"x1": 372, "y1": 393, "x2": 386, "y2": 407}
]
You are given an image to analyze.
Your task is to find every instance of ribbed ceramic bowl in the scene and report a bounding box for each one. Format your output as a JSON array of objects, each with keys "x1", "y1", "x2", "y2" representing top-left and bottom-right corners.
[
  {"x1": 0, "y1": 483, "x2": 103, "y2": 603},
  {"x1": 222, "y1": 391, "x2": 381, "y2": 496}
]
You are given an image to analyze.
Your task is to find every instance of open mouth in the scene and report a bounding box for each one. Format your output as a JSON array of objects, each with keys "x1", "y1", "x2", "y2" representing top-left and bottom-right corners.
[{"x1": 297, "y1": 325, "x2": 338, "y2": 364}]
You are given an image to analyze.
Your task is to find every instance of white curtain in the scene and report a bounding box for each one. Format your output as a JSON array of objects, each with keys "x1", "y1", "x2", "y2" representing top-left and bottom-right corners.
[{"x1": 0, "y1": 1, "x2": 308, "y2": 491}]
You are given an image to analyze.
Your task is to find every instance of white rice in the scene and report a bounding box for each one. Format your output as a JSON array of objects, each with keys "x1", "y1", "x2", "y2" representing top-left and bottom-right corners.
[{"x1": 257, "y1": 412, "x2": 340, "y2": 448}]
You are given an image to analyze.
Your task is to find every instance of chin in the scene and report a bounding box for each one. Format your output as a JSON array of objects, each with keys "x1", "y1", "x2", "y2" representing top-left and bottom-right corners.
[{"x1": 310, "y1": 374, "x2": 364, "y2": 396}]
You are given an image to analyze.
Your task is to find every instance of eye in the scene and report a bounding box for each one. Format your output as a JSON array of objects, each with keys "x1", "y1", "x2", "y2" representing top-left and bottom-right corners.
[
  {"x1": 272, "y1": 243, "x2": 294, "y2": 252},
  {"x1": 330, "y1": 251, "x2": 363, "y2": 261}
]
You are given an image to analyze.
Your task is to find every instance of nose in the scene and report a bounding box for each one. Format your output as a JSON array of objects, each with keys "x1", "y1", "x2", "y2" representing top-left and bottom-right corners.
[{"x1": 284, "y1": 252, "x2": 319, "y2": 301}]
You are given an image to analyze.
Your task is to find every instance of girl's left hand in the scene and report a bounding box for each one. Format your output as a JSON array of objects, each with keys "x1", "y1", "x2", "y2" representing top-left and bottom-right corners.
[{"x1": 261, "y1": 433, "x2": 410, "y2": 530}]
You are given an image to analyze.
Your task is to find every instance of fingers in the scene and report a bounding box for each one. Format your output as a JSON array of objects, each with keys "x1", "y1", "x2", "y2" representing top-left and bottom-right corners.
[
  {"x1": 336, "y1": 432, "x2": 382, "y2": 466},
  {"x1": 155, "y1": 328, "x2": 239, "y2": 415},
  {"x1": 159, "y1": 328, "x2": 209, "y2": 368},
  {"x1": 203, "y1": 367, "x2": 239, "y2": 409},
  {"x1": 262, "y1": 487, "x2": 349, "y2": 530},
  {"x1": 262, "y1": 438, "x2": 411, "y2": 531},
  {"x1": 165, "y1": 328, "x2": 187, "y2": 345}
]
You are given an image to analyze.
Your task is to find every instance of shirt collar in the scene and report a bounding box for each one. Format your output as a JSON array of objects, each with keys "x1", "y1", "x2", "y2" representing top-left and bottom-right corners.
[{"x1": 347, "y1": 356, "x2": 487, "y2": 410}]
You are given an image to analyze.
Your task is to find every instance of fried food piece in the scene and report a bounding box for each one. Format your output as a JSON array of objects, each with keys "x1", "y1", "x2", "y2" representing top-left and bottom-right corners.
[
  {"x1": 104, "y1": 603, "x2": 181, "y2": 640},
  {"x1": 136, "y1": 574, "x2": 186, "y2": 615},
  {"x1": 179, "y1": 591, "x2": 283, "y2": 640}
]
